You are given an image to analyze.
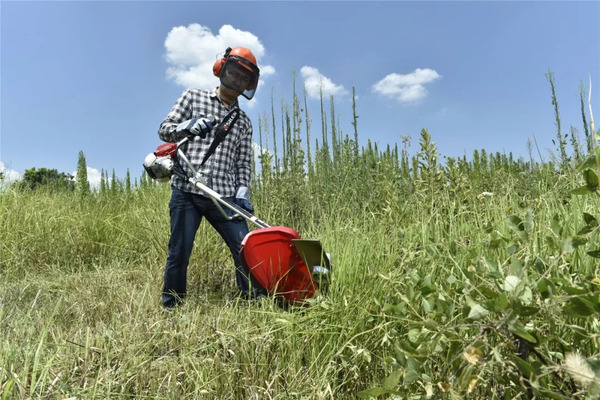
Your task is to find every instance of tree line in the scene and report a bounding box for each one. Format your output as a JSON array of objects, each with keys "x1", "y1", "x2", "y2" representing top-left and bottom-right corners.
[{"x1": 4, "y1": 150, "x2": 156, "y2": 195}]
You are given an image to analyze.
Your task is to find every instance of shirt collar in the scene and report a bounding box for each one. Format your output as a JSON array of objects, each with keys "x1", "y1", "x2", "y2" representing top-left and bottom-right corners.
[{"x1": 211, "y1": 86, "x2": 239, "y2": 108}]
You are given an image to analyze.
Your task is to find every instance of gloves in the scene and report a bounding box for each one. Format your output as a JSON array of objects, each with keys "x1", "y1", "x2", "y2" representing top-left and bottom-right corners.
[
  {"x1": 234, "y1": 186, "x2": 254, "y2": 213},
  {"x1": 175, "y1": 116, "x2": 215, "y2": 138}
]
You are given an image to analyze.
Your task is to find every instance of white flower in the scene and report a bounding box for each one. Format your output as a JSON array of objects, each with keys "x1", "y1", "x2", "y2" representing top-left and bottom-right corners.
[{"x1": 563, "y1": 352, "x2": 597, "y2": 388}]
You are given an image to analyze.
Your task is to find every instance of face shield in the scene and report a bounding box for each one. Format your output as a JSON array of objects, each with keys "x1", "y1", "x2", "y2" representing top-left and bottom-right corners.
[{"x1": 219, "y1": 56, "x2": 260, "y2": 100}]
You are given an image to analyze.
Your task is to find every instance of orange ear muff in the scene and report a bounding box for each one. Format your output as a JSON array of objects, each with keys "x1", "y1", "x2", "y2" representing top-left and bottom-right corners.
[
  {"x1": 213, "y1": 57, "x2": 226, "y2": 77},
  {"x1": 213, "y1": 47, "x2": 232, "y2": 78}
]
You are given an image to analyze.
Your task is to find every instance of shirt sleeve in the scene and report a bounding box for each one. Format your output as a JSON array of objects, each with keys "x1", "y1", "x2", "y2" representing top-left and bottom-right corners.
[
  {"x1": 236, "y1": 120, "x2": 253, "y2": 188},
  {"x1": 158, "y1": 89, "x2": 194, "y2": 142}
]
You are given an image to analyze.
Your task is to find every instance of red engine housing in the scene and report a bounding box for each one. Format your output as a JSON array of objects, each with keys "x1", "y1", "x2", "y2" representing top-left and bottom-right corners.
[{"x1": 155, "y1": 142, "x2": 177, "y2": 157}]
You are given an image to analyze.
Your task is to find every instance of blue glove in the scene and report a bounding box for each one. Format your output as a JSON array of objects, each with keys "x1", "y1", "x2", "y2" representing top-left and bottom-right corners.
[
  {"x1": 234, "y1": 186, "x2": 254, "y2": 213},
  {"x1": 176, "y1": 116, "x2": 215, "y2": 139}
]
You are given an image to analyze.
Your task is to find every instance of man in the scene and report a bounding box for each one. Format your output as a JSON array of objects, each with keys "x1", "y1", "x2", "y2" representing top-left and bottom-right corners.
[{"x1": 158, "y1": 47, "x2": 260, "y2": 308}]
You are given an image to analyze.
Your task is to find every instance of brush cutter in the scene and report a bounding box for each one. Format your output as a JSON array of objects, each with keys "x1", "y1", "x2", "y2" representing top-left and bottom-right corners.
[{"x1": 144, "y1": 110, "x2": 331, "y2": 306}]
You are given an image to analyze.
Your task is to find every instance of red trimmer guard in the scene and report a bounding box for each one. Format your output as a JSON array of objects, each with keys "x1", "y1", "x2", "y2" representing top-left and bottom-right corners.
[{"x1": 240, "y1": 227, "x2": 317, "y2": 305}]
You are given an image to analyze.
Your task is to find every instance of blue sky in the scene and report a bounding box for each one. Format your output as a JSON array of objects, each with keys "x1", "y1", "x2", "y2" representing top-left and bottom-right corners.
[{"x1": 1, "y1": 1, "x2": 599, "y2": 188}]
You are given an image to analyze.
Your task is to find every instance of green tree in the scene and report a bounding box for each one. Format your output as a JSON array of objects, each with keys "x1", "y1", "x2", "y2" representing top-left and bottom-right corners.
[
  {"x1": 125, "y1": 169, "x2": 131, "y2": 193},
  {"x1": 111, "y1": 169, "x2": 118, "y2": 195},
  {"x1": 15, "y1": 167, "x2": 74, "y2": 191},
  {"x1": 77, "y1": 150, "x2": 90, "y2": 195},
  {"x1": 546, "y1": 70, "x2": 568, "y2": 166},
  {"x1": 579, "y1": 81, "x2": 591, "y2": 154},
  {"x1": 100, "y1": 168, "x2": 107, "y2": 194},
  {"x1": 351, "y1": 86, "x2": 359, "y2": 158}
]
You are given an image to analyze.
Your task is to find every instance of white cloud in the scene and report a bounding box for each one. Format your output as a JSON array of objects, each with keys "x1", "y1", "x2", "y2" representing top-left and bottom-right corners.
[
  {"x1": 300, "y1": 66, "x2": 347, "y2": 100},
  {"x1": 372, "y1": 68, "x2": 441, "y2": 104},
  {"x1": 261, "y1": 65, "x2": 276, "y2": 77},
  {"x1": 164, "y1": 24, "x2": 275, "y2": 89},
  {"x1": 72, "y1": 167, "x2": 102, "y2": 191},
  {"x1": 252, "y1": 141, "x2": 270, "y2": 157},
  {"x1": 0, "y1": 161, "x2": 21, "y2": 188},
  {"x1": 87, "y1": 168, "x2": 102, "y2": 191}
]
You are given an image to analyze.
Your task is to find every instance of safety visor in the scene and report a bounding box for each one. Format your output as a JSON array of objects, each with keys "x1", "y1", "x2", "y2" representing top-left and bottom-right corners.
[{"x1": 220, "y1": 56, "x2": 260, "y2": 100}]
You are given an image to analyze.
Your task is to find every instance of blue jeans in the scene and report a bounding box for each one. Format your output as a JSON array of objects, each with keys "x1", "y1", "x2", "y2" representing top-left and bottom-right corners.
[{"x1": 162, "y1": 186, "x2": 250, "y2": 307}]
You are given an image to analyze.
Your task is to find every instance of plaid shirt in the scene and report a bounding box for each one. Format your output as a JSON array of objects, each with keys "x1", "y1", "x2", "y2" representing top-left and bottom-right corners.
[{"x1": 158, "y1": 88, "x2": 253, "y2": 197}]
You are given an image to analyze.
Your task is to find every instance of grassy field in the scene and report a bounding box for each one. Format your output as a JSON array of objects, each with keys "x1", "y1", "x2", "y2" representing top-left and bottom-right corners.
[{"x1": 2, "y1": 88, "x2": 600, "y2": 399}]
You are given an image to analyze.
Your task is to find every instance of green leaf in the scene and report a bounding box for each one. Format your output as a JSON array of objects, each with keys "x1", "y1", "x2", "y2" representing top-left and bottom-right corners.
[
  {"x1": 506, "y1": 215, "x2": 525, "y2": 232},
  {"x1": 483, "y1": 259, "x2": 503, "y2": 278},
  {"x1": 583, "y1": 212, "x2": 598, "y2": 227},
  {"x1": 576, "y1": 154, "x2": 597, "y2": 171},
  {"x1": 551, "y1": 277, "x2": 571, "y2": 287},
  {"x1": 577, "y1": 225, "x2": 595, "y2": 235},
  {"x1": 562, "y1": 238, "x2": 575, "y2": 253},
  {"x1": 508, "y1": 319, "x2": 537, "y2": 343},
  {"x1": 486, "y1": 238, "x2": 504, "y2": 249},
  {"x1": 421, "y1": 297, "x2": 432, "y2": 313},
  {"x1": 587, "y1": 249, "x2": 600, "y2": 258},
  {"x1": 534, "y1": 257, "x2": 549, "y2": 273},
  {"x1": 408, "y1": 329, "x2": 420, "y2": 343},
  {"x1": 396, "y1": 340, "x2": 425, "y2": 358},
  {"x1": 545, "y1": 235, "x2": 559, "y2": 251},
  {"x1": 480, "y1": 286, "x2": 499, "y2": 299},
  {"x1": 493, "y1": 293, "x2": 509, "y2": 312},
  {"x1": 562, "y1": 236, "x2": 588, "y2": 253},
  {"x1": 510, "y1": 257, "x2": 524, "y2": 276},
  {"x1": 537, "y1": 278, "x2": 555, "y2": 299},
  {"x1": 572, "y1": 185, "x2": 595, "y2": 195},
  {"x1": 503, "y1": 276, "x2": 521, "y2": 292},
  {"x1": 568, "y1": 324, "x2": 589, "y2": 341},
  {"x1": 468, "y1": 304, "x2": 490, "y2": 320},
  {"x1": 562, "y1": 286, "x2": 587, "y2": 295},
  {"x1": 588, "y1": 357, "x2": 600, "y2": 375},
  {"x1": 565, "y1": 297, "x2": 597, "y2": 317},
  {"x1": 550, "y1": 215, "x2": 562, "y2": 236},
  {"x1": 510, "y1": 355, "x2": 535, "y2": 378},
  {"x1": 419, "y1": 283, "x2": 436, "y2": 295},
  {"x1": 461, "y1": 303, "x2": 470, "y2": 319},
  {"x1": 583, "y1": 168, "x2": 599, "y2": 190},
  {"x1": 405, "y1": 356, "x2": 421, "y2": 383},
  {"x1": 383, "y1": 369, "x2": 403, "y2": 390},
  {"x1": 507, "y1": 243, "x2": 519, "y2": 255},
  {"x1": 383, "y1": 303, "x2": 407, "y2": 316},
  {"x1": 513, "y1": 302, "x2": 539, "y2": 317},
  {"x1": 1, "y1": 379, "x2": 16, "y2": 400},
  {"x1": 572, "y1": 236, "x2": 588, "y2": 247},
  {"x1": 518, "y1": 287, "x2": 533, "y2": 305}
]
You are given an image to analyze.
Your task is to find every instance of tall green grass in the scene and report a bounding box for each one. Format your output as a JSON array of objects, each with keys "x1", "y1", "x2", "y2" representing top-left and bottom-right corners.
[{"x1": 1, "y1": 75, "x2": 599, "y2": 399}]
